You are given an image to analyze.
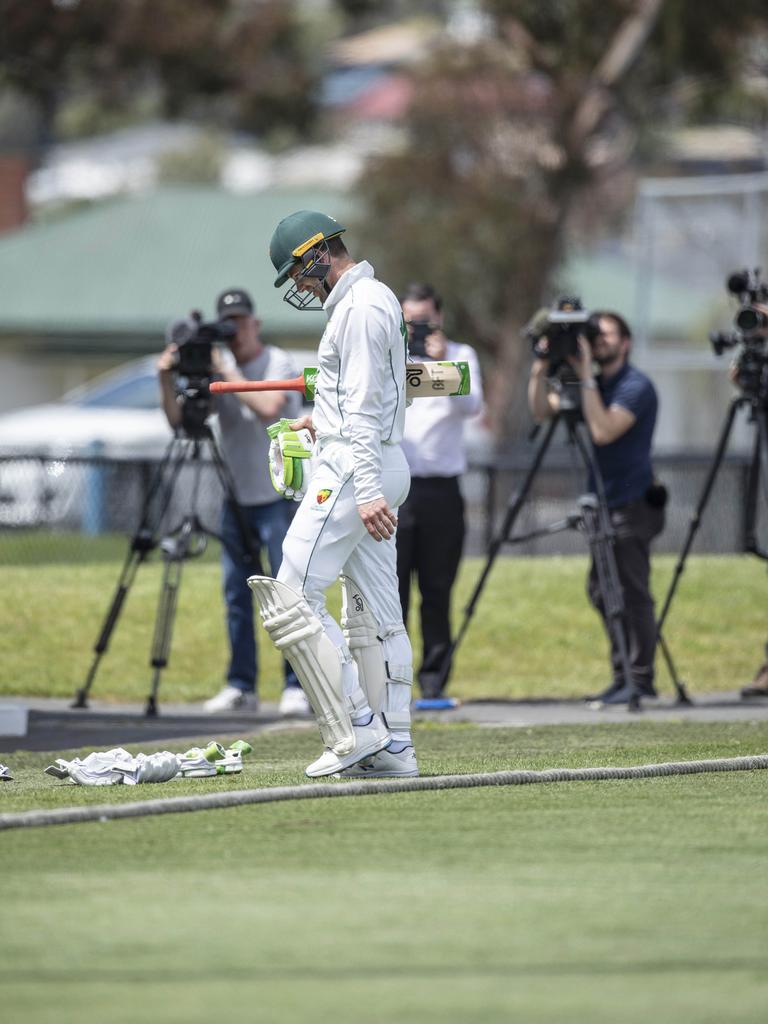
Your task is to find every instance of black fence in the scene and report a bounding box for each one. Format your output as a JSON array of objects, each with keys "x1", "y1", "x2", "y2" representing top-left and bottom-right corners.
[
  {"x1": 464, "y1": 445, "x2": 767, "y2": 558},
  {"x1": 1, "y1": 447, "x2": 765, "y2": 563}
]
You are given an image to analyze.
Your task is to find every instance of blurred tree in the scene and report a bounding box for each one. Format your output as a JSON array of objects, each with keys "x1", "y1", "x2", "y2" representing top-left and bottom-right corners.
[
  {"x1": 0, "y1": 0, "x2": 328, "y2": 146},
  {"x1": 354, "y1": 0, "x2": 768, "y2": 440}
]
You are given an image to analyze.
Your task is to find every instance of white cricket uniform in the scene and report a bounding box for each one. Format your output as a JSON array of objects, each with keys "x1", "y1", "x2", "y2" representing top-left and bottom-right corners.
[{"x1": 278, "y1": 261, "x2": 410, "y2": 650}]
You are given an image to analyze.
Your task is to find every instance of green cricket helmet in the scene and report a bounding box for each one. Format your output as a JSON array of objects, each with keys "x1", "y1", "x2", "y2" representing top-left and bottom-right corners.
[{"x1": 269, "y1": 210, "x2": 346, "y2": 310}]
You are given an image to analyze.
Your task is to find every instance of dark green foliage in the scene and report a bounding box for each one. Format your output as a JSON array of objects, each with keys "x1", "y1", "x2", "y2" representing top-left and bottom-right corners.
[{"x1": 0, "y1": 0, "x2": 322, "y2": 141}]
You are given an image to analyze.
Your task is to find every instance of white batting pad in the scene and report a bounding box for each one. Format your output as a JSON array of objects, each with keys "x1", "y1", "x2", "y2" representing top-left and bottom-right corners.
[
  {"x1": 248, "y1": 575, "x2": 354, "y2": 756},
  {"x1": 340, "y1": 574, "x2": 387, "y2": 714}
]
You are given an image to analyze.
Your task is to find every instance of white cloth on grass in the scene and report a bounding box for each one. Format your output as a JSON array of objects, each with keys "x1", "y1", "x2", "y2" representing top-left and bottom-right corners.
[{"x1": 44, "y1": 741, "x2": 251, "y2": 786}]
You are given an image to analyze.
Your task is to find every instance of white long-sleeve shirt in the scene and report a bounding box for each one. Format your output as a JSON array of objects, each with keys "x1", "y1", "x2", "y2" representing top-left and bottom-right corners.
[
  {"x1": 401, "y1": 340, "x2": 484, "y2": 477},
  {"x1": 314, "y1": 261, "x2": 407, "y2": 504}
]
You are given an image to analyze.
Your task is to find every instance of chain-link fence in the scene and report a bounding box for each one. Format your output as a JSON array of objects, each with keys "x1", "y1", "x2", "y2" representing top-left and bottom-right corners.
[
  {"x1": 0, "y1": 452, "x2": 225, "y2": 563},
  {"x1": 2, "y1": 444, "x2": 766, "y2": 564}
]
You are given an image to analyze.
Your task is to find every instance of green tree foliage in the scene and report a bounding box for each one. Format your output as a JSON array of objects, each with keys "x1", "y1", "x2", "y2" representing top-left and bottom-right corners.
[
  {"x1": 0, "y1": 0, "x2": 324, "y2": 143},
  {"x1": 355, "y1": 0, "x2": 768, "y2": 438}
]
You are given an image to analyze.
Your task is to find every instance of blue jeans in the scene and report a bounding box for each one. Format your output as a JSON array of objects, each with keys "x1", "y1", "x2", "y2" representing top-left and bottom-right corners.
[{"x1": 220, "y1": 499, "x2": 299, "y2": 694}]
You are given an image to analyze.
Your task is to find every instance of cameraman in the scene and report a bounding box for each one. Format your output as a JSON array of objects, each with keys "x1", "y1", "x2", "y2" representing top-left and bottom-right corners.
[
  {"x1": 157, "y1": 287, "x2": 309, "y2": 716},
  {"x1": 397, "y1": 283, "x2": 484, "y2": 699},
  {"x1": 528, "y1": 311, "x2": 665, "y2": 705}
]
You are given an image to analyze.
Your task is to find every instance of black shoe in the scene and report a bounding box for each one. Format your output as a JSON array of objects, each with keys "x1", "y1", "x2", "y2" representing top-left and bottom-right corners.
[
  {"x1": 590, "y1": 683, "x2": 658, "y2": 707},
  {"x1": 418, "y1": 676, "x2": 446, "y2": 700},
  {"x1": 584, "y1": 680, "x2": 623, "y2": 703},
  {"x1": 741, "y1": 682, "x2": 768, "y2": 699},
  {"x1": 741, "y1": 664, "x2": 768, "y2": 699}
]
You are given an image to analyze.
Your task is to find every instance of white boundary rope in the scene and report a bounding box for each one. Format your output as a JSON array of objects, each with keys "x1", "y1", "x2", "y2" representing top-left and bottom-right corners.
[{"x1": 2, "y1": 754, "x2": 766, "y2": 831}]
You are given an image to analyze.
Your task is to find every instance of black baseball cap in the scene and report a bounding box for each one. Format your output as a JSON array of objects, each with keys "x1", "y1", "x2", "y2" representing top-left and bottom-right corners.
[{"x1": 216, "y1": 287, "x2": 254, "y2": 318}]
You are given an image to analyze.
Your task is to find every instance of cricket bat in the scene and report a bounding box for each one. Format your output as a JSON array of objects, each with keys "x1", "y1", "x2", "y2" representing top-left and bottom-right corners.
[{"x1": 209, "y1": 360, "x2": 471, "y2": 400}]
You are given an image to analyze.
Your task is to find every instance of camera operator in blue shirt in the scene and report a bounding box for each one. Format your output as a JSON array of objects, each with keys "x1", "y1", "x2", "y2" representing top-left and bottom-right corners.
[{"x1": 528, "y1": 310, "x2": 666, "y2": 705}]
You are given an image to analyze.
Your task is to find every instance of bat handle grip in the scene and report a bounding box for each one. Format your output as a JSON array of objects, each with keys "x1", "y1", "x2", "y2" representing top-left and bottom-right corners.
[{"x1": 209, "y1": 379, "x2": 304, "y2": 395}]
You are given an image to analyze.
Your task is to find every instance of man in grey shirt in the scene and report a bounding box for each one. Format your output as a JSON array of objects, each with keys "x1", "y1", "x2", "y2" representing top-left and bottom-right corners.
[{"x1": 158, "y1": 287, "x2": 309, "y2": 715}]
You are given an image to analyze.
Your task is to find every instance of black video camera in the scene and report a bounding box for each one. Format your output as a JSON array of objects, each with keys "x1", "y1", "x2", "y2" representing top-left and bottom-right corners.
[
  {"x1": 171, "y1": 313, "x2": 237, "y2": 379},
  {"x1": 709, "y1": 269, "x2": 768, "y2": 405},
  {"x1": 710, "y1": 269, "x2": 768, "y2": 356},
  {"x1": 407, "y1": 320, "x2": 439, "y2": 359},
  {"x1": 167, "y1": 313, "x2": 237, "y2": 437},
  {"x1": 527, "y1": 297, "x2": 601, "y2": 375}
]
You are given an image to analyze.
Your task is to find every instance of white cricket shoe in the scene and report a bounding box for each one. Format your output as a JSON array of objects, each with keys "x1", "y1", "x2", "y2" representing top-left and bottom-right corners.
[
  {"x1": 203, "y1": 686, "x2": 258, "y2": 713},
  {"x1": 305, "y1": 714, "x2": 391, "y2": 779},
  {"x1": 278, "y1": 686, "x2": 312, "y2": 717},
  {"x1": 342, "y1": 745, "x2": 418, "y2": 779}
]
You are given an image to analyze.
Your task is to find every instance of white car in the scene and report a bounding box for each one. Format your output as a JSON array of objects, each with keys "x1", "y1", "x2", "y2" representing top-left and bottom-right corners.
[
  {"x1": 0, "y1": 356, "x2": 172, "y2": 461},
  {"x1": 0, "y1": 352, "x2": 316, "y2": 529},
  {"x1": 0, "y1": 357, "x2": 174, "y2": 529}
]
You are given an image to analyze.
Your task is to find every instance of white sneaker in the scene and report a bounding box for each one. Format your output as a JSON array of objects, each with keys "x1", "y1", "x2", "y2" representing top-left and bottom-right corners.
[
  {"x1": 342, "y1": 745, "x2": 418, "y2": 778},
  {"x1": 203, "y1": 686, "x2": 258, "y2": 713},
  {"x1": 279, "y1": 687, "x2": 312, "y2": 717},
  {"x1": 177, "y1": 740, "x2": 249, "y2": 777},
  {"x1": 305, "y1": 714, "x2": 391, "y2": 779}
]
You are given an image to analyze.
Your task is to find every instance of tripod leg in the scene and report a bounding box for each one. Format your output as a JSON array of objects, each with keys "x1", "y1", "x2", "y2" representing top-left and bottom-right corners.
[
  {"x1": 757, "y1": 409, "x2": 768, "y2": 514},
  {"x1": 73, "y1": 436, "x2": 189, "y2": 708},
  {"x1": 145, "y1": 550, "x2": 185, "y2": 717},
  {"x1": 745, "y1": 407, "x2": 768, "y2": 560},
  {"x1": 73, "y1": 547, "x2": 143, "y2": 708},
  {"x1": 657, "y1": 399, "x2": 741, "y2": 632},
  {"x1": 654, "y1": 398, "x2": 742, "y2": 696},
  {"x1": 743, "y1": 419, "x2": 761, "y2": 555},
  {"x1": 655, "y1": 633, "x2": 691, "y2": 704},
  {"x1": 433, "y1": 415, "x2": 561, "y2": 692}
]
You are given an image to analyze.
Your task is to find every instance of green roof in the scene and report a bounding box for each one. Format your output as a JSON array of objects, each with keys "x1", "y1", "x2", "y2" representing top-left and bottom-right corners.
[
  {"x1": 0, "y1": 186, "x2": 351, "y2": 348},
  {"x1": 0, "y1": 186, "x2": 713, "y2": 351}
]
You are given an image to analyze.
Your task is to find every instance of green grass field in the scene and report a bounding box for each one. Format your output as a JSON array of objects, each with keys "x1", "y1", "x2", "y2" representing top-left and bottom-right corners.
[
  {"x1": 2, "y1": 721, "x2": 767, "y2": 1024},
  {"x1": 0, "y1": 548, "x2": 764, "y2": 703}
]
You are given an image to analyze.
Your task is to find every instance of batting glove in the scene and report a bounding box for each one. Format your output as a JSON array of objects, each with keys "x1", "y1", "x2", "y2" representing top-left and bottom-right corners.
[{"x1": 266, "y1": 418, "x2": 314, "y2": 501}]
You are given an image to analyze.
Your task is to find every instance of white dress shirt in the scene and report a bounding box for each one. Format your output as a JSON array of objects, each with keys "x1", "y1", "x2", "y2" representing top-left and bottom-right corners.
[{"x1": 401, "y1": 340, "x2": 484, "y2": 477}]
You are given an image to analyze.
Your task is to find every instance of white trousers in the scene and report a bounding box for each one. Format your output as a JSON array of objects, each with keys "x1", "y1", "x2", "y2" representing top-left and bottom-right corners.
[{"x1": 277, "y1": 439, "x2": 411, "y2": 652}]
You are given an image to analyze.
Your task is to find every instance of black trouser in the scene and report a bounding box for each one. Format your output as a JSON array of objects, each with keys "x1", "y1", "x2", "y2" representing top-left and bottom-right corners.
[
  {"x1": 397, "y1": 476, "x2": 465, "y2": 697},
  {"x1": 587, "y1": 496, "x2": 665, "y2": 694}
]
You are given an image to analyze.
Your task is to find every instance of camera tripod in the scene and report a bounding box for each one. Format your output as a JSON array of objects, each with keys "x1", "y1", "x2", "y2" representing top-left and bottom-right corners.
[
  {"x1": 73, "y1": 425, "x2": 262, "y2": 716},
  {"x1": 437, "y1": 403, "x2": 655, "y2": 711},
  {"x1": 655, "y1": 391, "x2": 768, "y2": 696}
]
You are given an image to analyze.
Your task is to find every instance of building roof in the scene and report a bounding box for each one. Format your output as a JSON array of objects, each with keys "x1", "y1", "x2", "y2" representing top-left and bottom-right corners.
[
  {"x1": 0, "y1": 182, "x2": 716, "y2": 357},
  {"x1": 0, "y1": 186, "x2": 351, "y2": 351},
  {"x1": 330, "y1": 19, "x2": 440, "y2": 68}
]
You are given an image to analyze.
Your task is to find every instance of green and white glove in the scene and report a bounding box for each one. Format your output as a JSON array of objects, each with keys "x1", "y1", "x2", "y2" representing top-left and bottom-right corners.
[{"x1": 267, "y1": 418, "x2": 314, "y2": 501}]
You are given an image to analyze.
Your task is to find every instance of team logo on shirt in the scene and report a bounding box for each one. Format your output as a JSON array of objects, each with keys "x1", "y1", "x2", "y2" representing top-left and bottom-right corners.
[{"x1": 316, "y1": 488, "x2": 332, "y2": 505}]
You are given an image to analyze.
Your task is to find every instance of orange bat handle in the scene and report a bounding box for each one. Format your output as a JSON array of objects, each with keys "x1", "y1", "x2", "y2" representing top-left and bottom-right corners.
[{"x1": 209, "y1": 377, "x2": 306, "y2": 395}]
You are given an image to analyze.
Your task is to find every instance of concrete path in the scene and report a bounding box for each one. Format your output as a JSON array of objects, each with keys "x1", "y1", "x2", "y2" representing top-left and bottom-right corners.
[{"x1": 2, "y1": 688, "x2": 767, "y2": 753}]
